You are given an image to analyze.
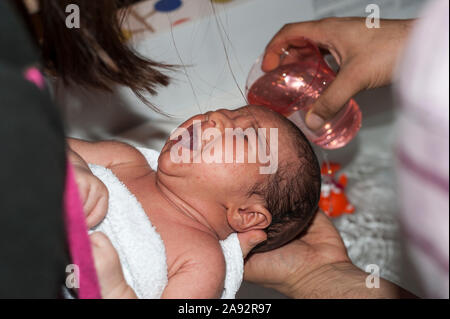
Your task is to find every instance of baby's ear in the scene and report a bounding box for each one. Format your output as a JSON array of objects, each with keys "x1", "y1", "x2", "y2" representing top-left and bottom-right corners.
[{"x1": 227, "y1": 204, "x2": 271, "y2": 232}]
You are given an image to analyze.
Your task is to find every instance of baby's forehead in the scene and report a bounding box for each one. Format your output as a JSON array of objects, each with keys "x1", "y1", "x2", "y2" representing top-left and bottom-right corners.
[
  {"x1": 236, "y1": 105, "x2": 284, "y2": 129},
  {"x1": 238, "y1": 105, "x2": 296, "y2": 159}
]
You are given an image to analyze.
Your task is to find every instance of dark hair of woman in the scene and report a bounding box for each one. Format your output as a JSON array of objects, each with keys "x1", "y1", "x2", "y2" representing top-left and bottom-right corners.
[{"x1": 11, "y1": 0, "x2": 173, "y2": 111}]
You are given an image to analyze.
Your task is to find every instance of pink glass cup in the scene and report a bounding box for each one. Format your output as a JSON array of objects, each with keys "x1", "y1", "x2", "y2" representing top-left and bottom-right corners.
[{"x1": 245, "y1": 38, "x2": 362, "y2": 149}]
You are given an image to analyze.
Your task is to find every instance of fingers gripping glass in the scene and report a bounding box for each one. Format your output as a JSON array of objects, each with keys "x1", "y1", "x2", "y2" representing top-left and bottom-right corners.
[{"x1": 246, "y1": 38, "x2": 362, "y2": 149}]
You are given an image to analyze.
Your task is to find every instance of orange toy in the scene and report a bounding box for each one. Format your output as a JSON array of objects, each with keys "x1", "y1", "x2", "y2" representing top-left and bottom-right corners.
[{"x1": 319, "y1": 162, "x2": 355, "y2": 218}]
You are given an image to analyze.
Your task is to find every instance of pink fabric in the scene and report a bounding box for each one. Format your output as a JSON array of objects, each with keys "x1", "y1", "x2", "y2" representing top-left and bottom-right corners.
[
  {"x1": 24, "y1": 67, "x2": 45, "y2": 90},
  {"x1": 395, "y1": 0, "x2": 449, "y2": 298},
  {"x1": 64, "y1": 161, "x2": 101, "y2": 299}
]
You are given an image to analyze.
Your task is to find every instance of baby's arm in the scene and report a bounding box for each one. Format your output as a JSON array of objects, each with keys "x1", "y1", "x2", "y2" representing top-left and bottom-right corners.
[
  {"x1": 67, "y1": 138, "x2": 147, "y2": 169},
  {"x1": 162, "y1": 236, "x2": 226, "y2": 299},
  {"x1": 67, "y1": 137, "x2": 145, "y2": 227}
]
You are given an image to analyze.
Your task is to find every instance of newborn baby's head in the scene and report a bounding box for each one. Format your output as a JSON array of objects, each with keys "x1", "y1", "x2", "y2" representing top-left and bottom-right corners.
[{"x1": 158, "y1": 105, "x2": 321, "y2": 253}]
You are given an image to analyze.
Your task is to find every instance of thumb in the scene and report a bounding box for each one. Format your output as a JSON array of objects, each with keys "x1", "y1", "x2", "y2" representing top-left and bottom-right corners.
[
  {"x1": 306, "y1": 65, "x2": 366, "y2": 130},
  {"x1": 89, "y1": 231, "x2": 110, "y2": 250},
  {"x1": 237, "y1": 230, "x2": 267, "y2": 259}
]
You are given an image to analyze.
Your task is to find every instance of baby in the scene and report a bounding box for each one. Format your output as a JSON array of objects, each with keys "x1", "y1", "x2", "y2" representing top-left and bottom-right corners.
[{"x1": 69, "y1": 105, "x2": 321, "y2": 299}]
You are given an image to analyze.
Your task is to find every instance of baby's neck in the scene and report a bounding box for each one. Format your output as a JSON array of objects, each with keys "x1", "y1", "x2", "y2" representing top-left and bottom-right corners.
[{"x1": 142, "y1": 172, "x2": 233, "y2": 240}]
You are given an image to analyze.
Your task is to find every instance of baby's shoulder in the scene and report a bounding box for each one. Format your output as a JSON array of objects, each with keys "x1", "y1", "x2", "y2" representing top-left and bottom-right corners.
[
  {"x1": 161, "y1": 229, "x2": 227, "y2": 298},
  {"x1": 181, "y1": 229, "x2": 226, "y2": 271},
  {"x1": 104, "y1": 141, "x2": 149, "y2": 168}
]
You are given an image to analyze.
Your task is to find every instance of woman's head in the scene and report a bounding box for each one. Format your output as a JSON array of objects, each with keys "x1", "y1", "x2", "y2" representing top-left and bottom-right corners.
[
  {"x1": 12, "y1": 0, "x2": 172, "y2": 110},
  {"x1": 157, "y1": 105, "x2": 321, "y2": 251}
]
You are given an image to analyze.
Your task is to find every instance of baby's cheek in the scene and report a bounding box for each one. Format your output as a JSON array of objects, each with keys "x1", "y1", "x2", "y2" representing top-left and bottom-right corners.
[
  {"x1": 197, "y1": 165, "x2": 222, "y2": 183},
  {"x1": 192, "y1": 165, "x2": 229, "y2": 191},
  {"x1": 223, "y1": 163, "x2": 255, "y2": 188}
]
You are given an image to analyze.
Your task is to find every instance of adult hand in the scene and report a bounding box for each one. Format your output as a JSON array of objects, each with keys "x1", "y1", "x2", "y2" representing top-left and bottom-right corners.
[
  {"x1": 263, "y1": 18, "x2": 414, "y2": 130},
  {"x1": 243, "y1": 211, "x2": 350, "y2": 298},
  {"x1": 243, "y1": 211, "x2": 417, "y2": 298},
  {"x1": 238, "y1": 230, "x2": 267, "y2": 259},
  {"x1": 90, "y1": 232, "x2": 137, "y2": 298}
]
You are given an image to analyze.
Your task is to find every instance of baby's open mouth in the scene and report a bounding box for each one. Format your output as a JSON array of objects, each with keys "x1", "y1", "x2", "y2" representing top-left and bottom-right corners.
[
  {"x1": 187, "y1": 124, "x2": 195, "y2": 150},
  {"x1": 173, "y1": 123, "x2": 198, "y2": 151}
]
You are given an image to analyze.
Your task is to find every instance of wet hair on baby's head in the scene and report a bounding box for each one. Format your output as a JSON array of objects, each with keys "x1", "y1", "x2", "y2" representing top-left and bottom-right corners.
[{"x1": 248, "y1": 109, "x2": 321, "y2": 253}]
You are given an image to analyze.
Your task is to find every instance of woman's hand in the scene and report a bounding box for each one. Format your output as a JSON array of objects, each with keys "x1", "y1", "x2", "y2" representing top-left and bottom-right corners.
[
  {"x1": 243, "y1": 211, "x2": 351, "y2": 298},
  {"x1": 68, "y1": 148, "x2": 108, "y2": 228},
  {"x1": 263, "y1": 18, "x2": 414, "y2": 130},
  {"x1": 238, "y1": 230, "x2": 268, "y2": 259},
  {"x1": 90, "y1": 232, "x2": 137, "y2": 299}
]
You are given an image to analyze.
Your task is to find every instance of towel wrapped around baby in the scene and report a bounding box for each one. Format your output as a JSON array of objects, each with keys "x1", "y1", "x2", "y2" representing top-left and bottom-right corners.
[{"x1": 89, "y1": 147, "x2": 244, "y2": 299}]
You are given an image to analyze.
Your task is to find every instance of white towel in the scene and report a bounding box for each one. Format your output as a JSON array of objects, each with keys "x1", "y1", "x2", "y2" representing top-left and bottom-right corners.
[{"x1": 89, "y1": 147, "x2": 243, "y2": 299}]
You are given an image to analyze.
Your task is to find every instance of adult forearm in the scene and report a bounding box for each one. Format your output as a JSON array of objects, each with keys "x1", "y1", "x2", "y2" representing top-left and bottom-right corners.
[{"x1": 285, "y1": 262, "x2": 417, "y2": 299}]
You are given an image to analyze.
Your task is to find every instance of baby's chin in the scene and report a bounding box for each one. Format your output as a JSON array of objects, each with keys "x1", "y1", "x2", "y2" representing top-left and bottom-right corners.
[
  {"x1": 156, "y1": 144, "x2": 185, "y2": 178},
  {"x1": 156, "y1": 148, "x2": 169, "y2": 174}
]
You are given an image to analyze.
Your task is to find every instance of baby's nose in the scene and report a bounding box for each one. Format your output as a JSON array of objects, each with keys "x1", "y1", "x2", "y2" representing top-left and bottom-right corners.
[{"x1": 208, "y1": 110, "x2": 234, "y2": 131}]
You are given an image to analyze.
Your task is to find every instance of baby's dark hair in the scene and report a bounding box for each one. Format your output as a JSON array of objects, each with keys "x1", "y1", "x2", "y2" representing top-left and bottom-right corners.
[{"x1": 249, "y1": 111, "x2": 321, "y2": 253}]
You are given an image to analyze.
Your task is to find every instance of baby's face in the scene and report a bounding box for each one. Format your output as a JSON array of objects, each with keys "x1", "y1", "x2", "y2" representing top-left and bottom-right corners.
[{"x1": 157, "y1": 106, "x2": 292, "y2": 212}]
